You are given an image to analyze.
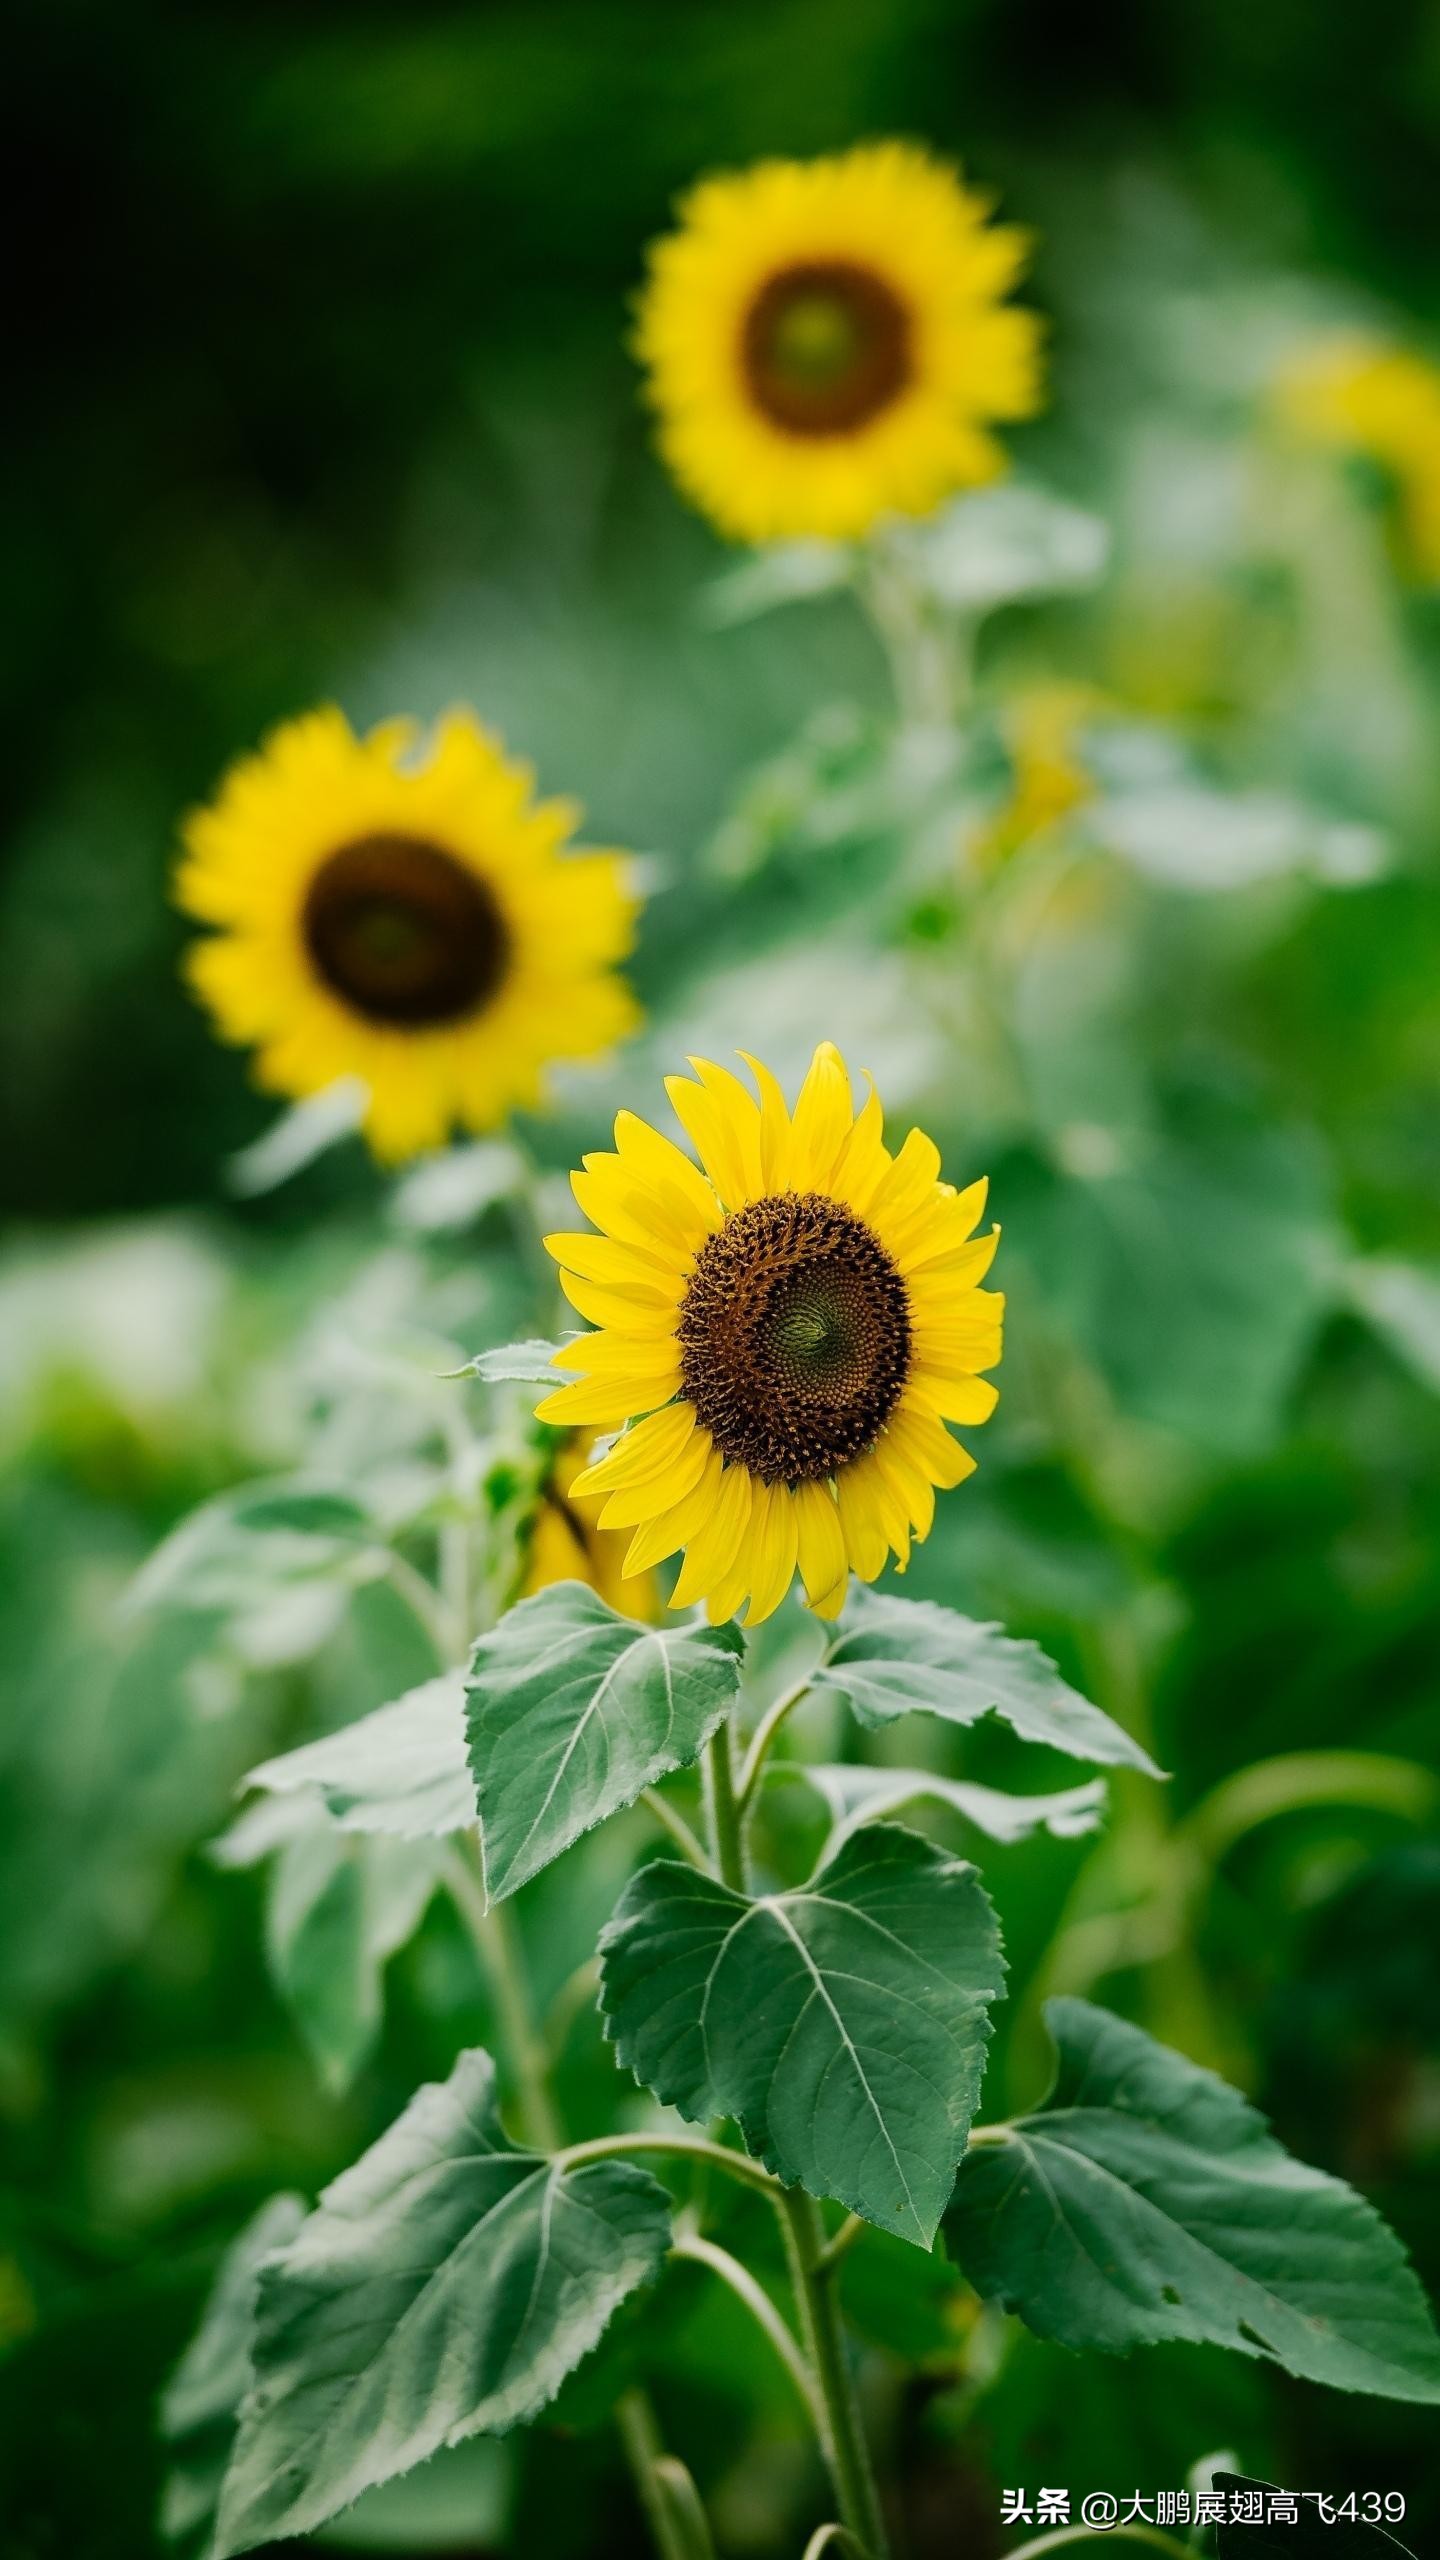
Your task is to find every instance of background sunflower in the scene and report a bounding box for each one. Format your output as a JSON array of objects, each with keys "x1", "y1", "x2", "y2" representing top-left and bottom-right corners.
[
  {"x1": 177, "y1": 707, "x2": 641, "y2": 1161},
  {"x1": 635, "y1": 142, "x2": 1043, "y2": 543}
]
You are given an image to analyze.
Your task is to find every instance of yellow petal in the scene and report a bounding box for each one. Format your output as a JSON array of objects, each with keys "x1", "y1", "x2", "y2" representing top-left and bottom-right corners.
[
  {"x1": 559, "y1": 1272, "x2": 681, "y2": 1334},
  {"x1": 792, "y1": 1479, "x2": 850, "y2": 1619},
  {"x1": 623, "y1": 1447, "x2": 726, "y2": 1575},
  {"x1": 534, "y1": 1375, "x2": 670, "y2": 1428},
  {"x1": 741, "y1": 1481, "x2": 801, "y2": 1626},
  {"x1": 669, "y1": 1462, "x2": 753, "y2": 1610},
  {"x1": 598, "y1": 1421, "x2": 714, "y2": 1527},
  {"x1": 570, "y1": 1402, "x2": 700, "y2": 1496},
  {"x1": 907, "y1": 1369, "x2": 1000, "y2": 1426},
  {"x1": 835, "y1": 1451, "x2": 893, "y2": 1582},
  {"x1": 779, "y1": 1042, "x2": 854, "y2": 1192},
  {"x1": 612, "y1": 1110, "x2": 723, "y2": 1228},
  {"x1": 544, "y1": 1230, "x2": 683, "y2": 1289},
  {"x1": 671, "y1": 1057, "x2": 768, "y2": 1206},
  {"x1": 549, "y1": 1331, "x2": 681, "y2": 1386},
  {"x1": 738, "y1": 1052, "x2": 793, "y2": 1191}
]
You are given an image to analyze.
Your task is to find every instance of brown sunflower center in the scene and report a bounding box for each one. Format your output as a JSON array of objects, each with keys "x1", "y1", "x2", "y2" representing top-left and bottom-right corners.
[
  {"x1": 302, "y1": 834, "x2": 509, "y2": 1027},
  {"x1": 677, "y1": 1191, "x2": 911, "y2": 1485},
  {"x1": 741, "y1": 259, "x2": 912, "y2": 436}
]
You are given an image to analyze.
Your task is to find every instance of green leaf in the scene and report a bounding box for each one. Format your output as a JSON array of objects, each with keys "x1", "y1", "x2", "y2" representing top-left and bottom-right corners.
[
  {"x1": 1348, "y1": 1257, "x2": 1440, "y2": 1395},
  {"x1": 459, "y1": 1339, "x2": 568, "y2": 1384},
  {"x1": 888, "y1": 481, "x2": 1109, "y2": 611},
  {"x1": 788, "y1": 1762, "x2": 1107, "y2": 1847},
  {"x1": 127, "y1": 1475, "x2": 378, "y2": 1621},
  {"x1": 245, "y1": 1673, "x2": 473, "y2": 1838},
  {"x1": 159, "y1": 2194, "x2": 307, "y2": 2551},
  {"x1": 212, "y1": 2050, "x2": 672, "y2": 2556},
  {"x1": 946, "y1": 1998, "x2": 1440, "y2": 2404},
  {"x1": 701, "y1": 539, "x2": 853, "y2": 627},
  {"x1": 1088, "y1": 783, "x2": 1387, "y2": 892},
  {"x1": 264, "y1": 1814, "x2": 448, "y2": 2091},
  {"x1": 811, "y1": 1587, "x2": 1161, "y2": 1776},
  {"x1": 600, "y1": 1821, "x2": 1005, "y2": 2246},
  {"x1": 225, "y1": 1078, "x2": 368, "y2": 1196},
  {"x1": 389, "y1": 1138, "x2": 523, "y2": 1233},
  {"x1": 464, "y1": 1582, "x2": 744, "y2": 1903}
]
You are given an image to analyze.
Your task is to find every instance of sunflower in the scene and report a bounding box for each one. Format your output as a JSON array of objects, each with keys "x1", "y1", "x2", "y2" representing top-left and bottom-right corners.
[
  {"x1": 177, "y1": 708, "x2": 641, "y2": 1163},
  {"x1": 1273, "y1": 337, "x2": 1440, "y2": 581},
  {"x1": 521, "y1": 1432, "x2": 659, "y2": 1620},
  {"x1": 635, "y1": 142, "x2": 1043, "y2": 546},
  {"x1": 534, "y1": 1043, "x2": 1001, "y2": 1626}
]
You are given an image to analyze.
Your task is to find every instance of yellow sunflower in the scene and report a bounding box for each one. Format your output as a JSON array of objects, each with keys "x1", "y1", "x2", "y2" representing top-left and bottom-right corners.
[
  {"x1": 176, "y1": 707, "x2": 642, "y2": 1163},
  {"x1": 521, "y1": 1432, "x2": 659, "y2": 1620},
  {"x1": 534, "y1": 1043, "x2": 1001, "y2": 1627},
  {"x1": 1273, "y1": 337, "x2": 1440, "y2": 581},
  {"x1": 635, "y1": 142, "x2": 1043, "y2": 546}
]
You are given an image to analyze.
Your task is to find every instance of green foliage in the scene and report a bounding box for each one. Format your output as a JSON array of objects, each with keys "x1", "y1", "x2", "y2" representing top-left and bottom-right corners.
[
  {"x1": 789, "y1": 1761, "x2": 1107, "y2": 1846},
  {"x1": 947, "y1": 1999, "x2": 1440, "y2": 2402},
  {"x1": 244, "y1": 1672, "x2": 473, "y2": 1837},
  {"x1": 601, "y1": 1823, "x2": 1005, "y2": 2247},
  {"x1": 158, "y1": 2194, "x2": 306, "y2": 2553},
  {"x1": 464, "y1": 1584, "x2": 744, "y2": 1902},
  {"x1": 810, "y1": 1586, "x2": 1161, "y2": 1773},
  {"x1": 213, "y1": 2051, "x2": 673, "y2": 2556}
]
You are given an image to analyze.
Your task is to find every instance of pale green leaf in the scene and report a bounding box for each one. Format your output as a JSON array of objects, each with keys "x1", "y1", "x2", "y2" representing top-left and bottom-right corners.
[
  {"x1": 266, "y1": 1815, "x2": 448, "y2": 2091},
  {"x1": 701, "y1": 540, "x2": 853, "y2": 627},
  {"x1": 245, "y1": 1673, "x2": 473, "y2": 1838},
  {"x1": 465, "y1": 1582, "x2": 743, "y2": 1903},
  {"x1": 600, "y1": 1821, "x2": 1005, "y2": 2246},
  {"x1": 212, "y1": 2049, "x2": 672, "y2": 2556},
  {"x1": 457, "y1": 1338, "x2": 569, "y2": 1384},
  {"x1": 787, "y1": 1762, "x2": 1107, "y2": 1847},
  {"x1": 225, "y1": 1079, "x2": 368, "y2": 1197},
  {"x1": 389, "y1": 1140, "x2": 523, "y2": 1234},
  {"x1": 159, "y1": 2193, "x2": 307, "y2": 2551},
  {"x1": 811, "y1": 1588, "x2": 1161, "y2": 1776},
  {"x1": 1349, "y1": 1257, "x2": 1440, "y2": 1395},
  {"x1": 889, "y1": 482, "x2": 1109, "y2": 611},
  {"x1": 946, "y1": 1998, "x2": 1440, "y2": 2403}
]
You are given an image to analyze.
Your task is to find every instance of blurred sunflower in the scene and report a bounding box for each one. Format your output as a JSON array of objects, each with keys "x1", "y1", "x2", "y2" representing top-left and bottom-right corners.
[
  {"x1": 521, "y1": 1431, "x2": 659, "y2": 1619},
  {"x1": 636, "y1": 142, "x2": 1042, "y2": 545},
  {"x1": 535, "y1": 1043, "x2": 1001, "y2": 1626},
  {"x1": 972, "y1": 681, "x2": 1108, "y2": 868},
  {"x1": 176, "y1": 708, "x2": 641, "y2": 1163},
  {"x1": 1274, "y1": 337, "x2": 1440, "y2": 580}
]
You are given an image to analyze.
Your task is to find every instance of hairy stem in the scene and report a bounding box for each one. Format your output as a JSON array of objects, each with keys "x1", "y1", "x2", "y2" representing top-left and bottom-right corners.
[
  {"x1": 556, "y1": 2129, "x2": 780, "y2": 2202},
  {"x1": 703, "y1": 1721, "x2": 748, "y2": 1891},
  {"x1": 778, "y1": 2188, "x2": 890, "y2": 2560},
  {"x1": 446, "y1": 1845, "x2": 560, "y2": 2151},
  {"x1": 671, "y1": 2232, "x2": 821, "y2": 2422},
  {"x1": 641, "y1": 1786, "x2": 712, "y2": 1871},
  {"x1": 736, "y1": 1675, "x2": 813, "y2": 1815},
  {"x1": 615, "y1": 2393, "x2": 705, "y2": 2560}
]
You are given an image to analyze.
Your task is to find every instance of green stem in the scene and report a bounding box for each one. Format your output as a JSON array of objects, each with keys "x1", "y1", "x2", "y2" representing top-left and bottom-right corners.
[
  {"x1": 446, "y1": 1846, "x2": 560, "y2": 2150},
  {"x1": 703, "y1": 1722, "x2": 748, "y2": 1891},
  {"x1": 615, "y1": 2393, "x2": 703, "y2": 2560},
  {"x1": 641, "y1": 1787, "x2": 712, "y2": 1871},
  {"x1": 671, "y1": 2232, "x2": 821, "y2": 2421},
  {"x1": 779, "y1": 2188, "x2": 890, "y2": 2560},
  {"x1": 736, "y1": 1676, "x2": 813, "y2": 1815},
  {"x1": 812, "y1": 2212, "x2": 865, "y2": 2277},
  {"x1": 556, "y1": 2129, "x2": 780, "y2": 2202}
]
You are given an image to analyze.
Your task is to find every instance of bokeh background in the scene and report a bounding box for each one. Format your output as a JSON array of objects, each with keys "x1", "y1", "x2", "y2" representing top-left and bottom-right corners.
[{"x1": 5, "y1": 4, "x2": 1440, "y2": 2556}]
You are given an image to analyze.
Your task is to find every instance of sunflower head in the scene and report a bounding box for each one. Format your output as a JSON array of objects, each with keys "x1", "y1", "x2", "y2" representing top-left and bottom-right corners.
[
  {"x1": 536, "y1": 1044, "x2": 1001, "y2": 1627},
  {"x1": 1273, "y1": 336, "x2": 1440, "y2": 581},
  {"x1": 635, "y1": 142, "x2": 1044, "y2": 545},
  {"x1": 176, "y1": 708, "x2": 642, "y2": 1163}
]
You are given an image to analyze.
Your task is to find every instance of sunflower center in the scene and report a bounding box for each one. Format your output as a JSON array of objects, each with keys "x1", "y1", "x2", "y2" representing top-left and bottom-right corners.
[
  {"x1": 677, "y1": 1191, "x2": 911, "y2": 1485},
  {"x1": 302, "y1": 834, "x2": 509, "y2": 1027},
  {"x1": 741, "y1": 260, "x2": 912, "y2": 436}
]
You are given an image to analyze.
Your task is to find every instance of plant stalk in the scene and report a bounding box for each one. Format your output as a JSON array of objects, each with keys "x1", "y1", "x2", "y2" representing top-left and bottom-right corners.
[
  {"x1": 778, "y1": 2187, "x2": 890, "y2": 2560},
  {"x1": 703, "y1": 1722, "x2": 748, "y2": 1891}
]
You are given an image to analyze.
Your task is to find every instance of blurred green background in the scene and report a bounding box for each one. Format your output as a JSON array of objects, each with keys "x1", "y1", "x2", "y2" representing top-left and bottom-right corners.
[{"x1": 4, "y1": 4, "x2": 1440, "y2": 2557}]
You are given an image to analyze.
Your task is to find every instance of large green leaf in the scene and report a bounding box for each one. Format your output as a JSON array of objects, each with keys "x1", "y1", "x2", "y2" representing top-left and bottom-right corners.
[
  {"x1": 464, "y1": 1583, "x2": 743, "y2": 1903},
  {"x1": 946, "y1": 1998, "x2": 1440, "y2": 2403},
  {"x1": 159, "y1": 2194, "x2": 307, "y2": 2551},
  {"x1": 600, "y1": 1821, "x2": 1005, "y2": 2247},
  {"x1": 213, "y1": 2050, "x2": 673, "y2": 2556},
  {"x1": 244, "y1": 1673, "x2": 474, "y2": 1837},
  {"x1": 789, "y1": 1762, "x2": 1106, "y2": 1847},
  {"x1": 215, "y1": 1798, "x2": 447, "y2": 2091},
  {"x1": 811, "y1": 1588, "x2": 1160, "y2": 1775}
]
